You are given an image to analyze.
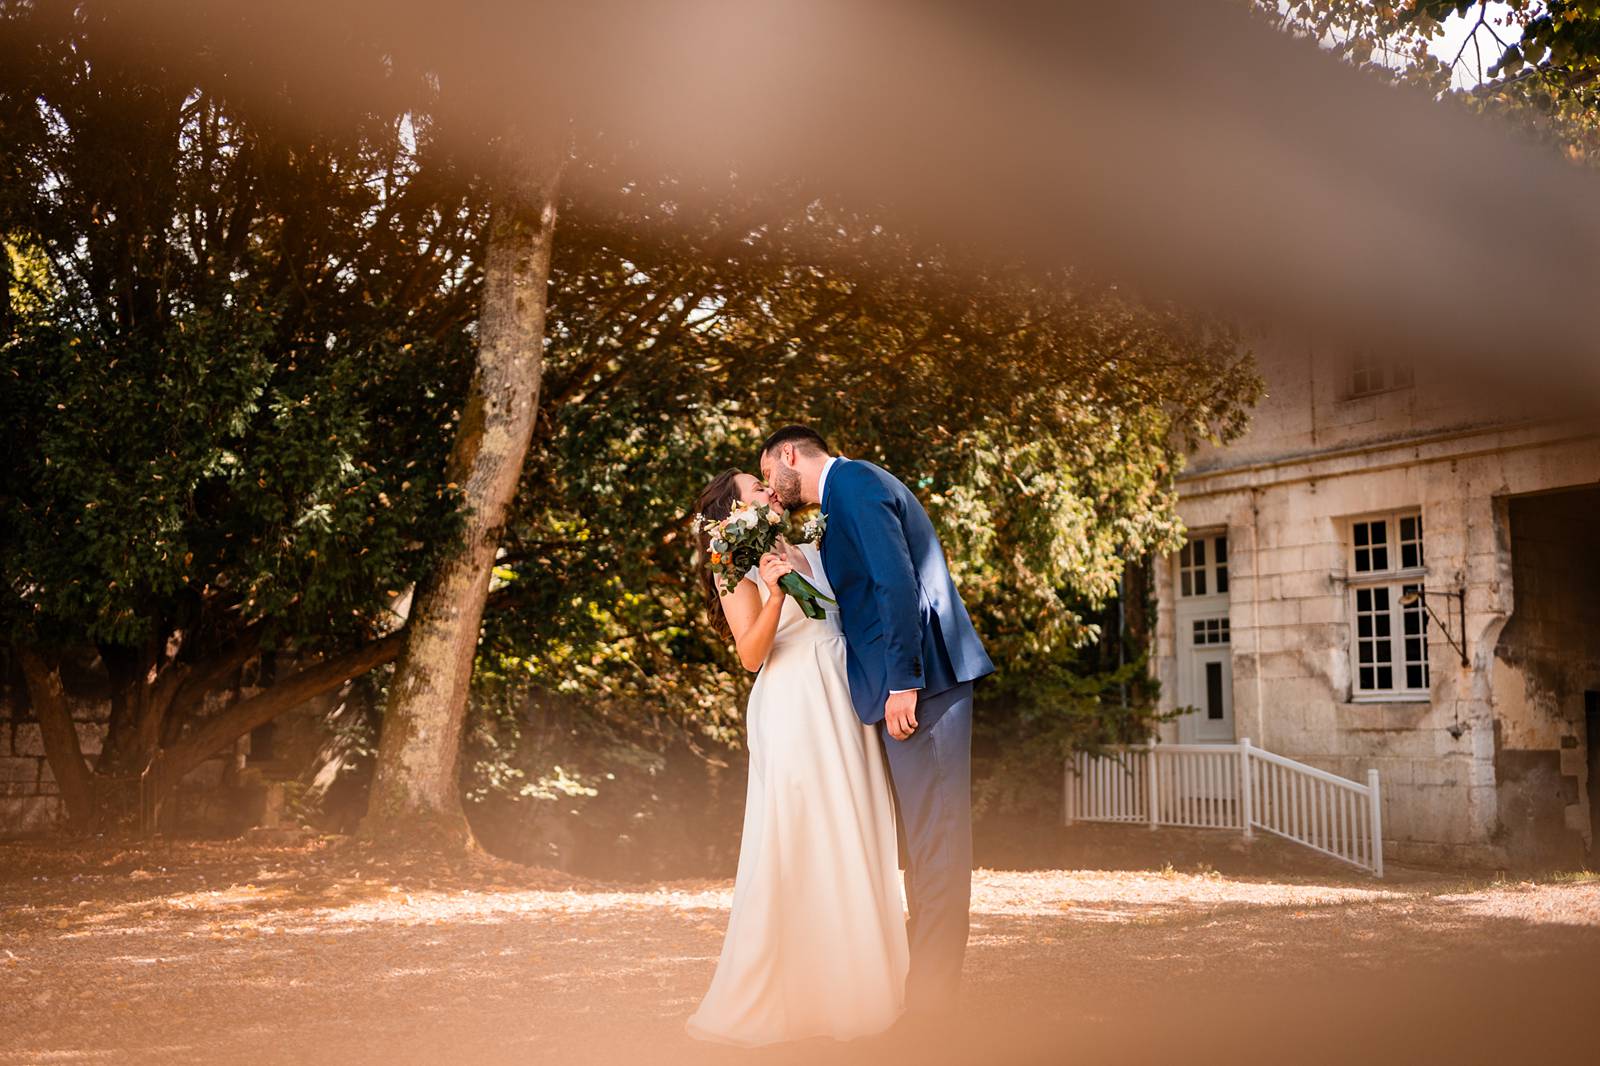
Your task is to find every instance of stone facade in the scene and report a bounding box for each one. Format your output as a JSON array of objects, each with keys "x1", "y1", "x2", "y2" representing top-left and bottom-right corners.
[{"x1": 1153, "y1": 327, "x2": 1600, "y2": 870}]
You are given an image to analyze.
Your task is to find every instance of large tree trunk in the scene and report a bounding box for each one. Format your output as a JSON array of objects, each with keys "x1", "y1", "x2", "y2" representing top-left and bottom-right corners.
[
  {"x1": 91, "y1": 635, "x2": 191, "y2": 822},
  {"x1": 363, "y1": 136, "x2": 563, "y2": 852}
]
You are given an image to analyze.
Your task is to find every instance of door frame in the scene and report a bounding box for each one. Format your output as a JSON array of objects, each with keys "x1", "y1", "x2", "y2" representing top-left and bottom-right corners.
[{"x1": 1172, "y1": 528, "x2": 1236, "y2": 745}]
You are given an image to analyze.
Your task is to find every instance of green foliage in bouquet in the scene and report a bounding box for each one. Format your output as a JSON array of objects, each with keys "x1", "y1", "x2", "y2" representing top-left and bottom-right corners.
[{"x1": 694, "y1": 501, "x2": 833, "y2": 619}]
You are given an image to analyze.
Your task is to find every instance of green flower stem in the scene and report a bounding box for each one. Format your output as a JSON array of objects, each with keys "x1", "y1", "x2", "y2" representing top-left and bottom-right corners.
[{"x1": 777, "y1": 571, "x2": 836, "y2": 620}]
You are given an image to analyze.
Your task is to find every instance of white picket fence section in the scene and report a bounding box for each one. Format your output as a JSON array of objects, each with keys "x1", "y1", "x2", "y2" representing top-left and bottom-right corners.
[{"x1": 1063, "y1": 738, "x2": 1383, "y2": 877}]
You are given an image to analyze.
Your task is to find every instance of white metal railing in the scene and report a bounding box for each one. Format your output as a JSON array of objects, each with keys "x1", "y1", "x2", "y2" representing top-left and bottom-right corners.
[{"x1": 1064, "y1": 738, "x2": 1383, "y2": 877}]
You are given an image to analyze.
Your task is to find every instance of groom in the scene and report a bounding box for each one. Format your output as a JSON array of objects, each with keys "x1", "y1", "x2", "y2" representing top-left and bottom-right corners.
[{"x1": 759, "y1": 425, "x2": 994, "y2": 1014}]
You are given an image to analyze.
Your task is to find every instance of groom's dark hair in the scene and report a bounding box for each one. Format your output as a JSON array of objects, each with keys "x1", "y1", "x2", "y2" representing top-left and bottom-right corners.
[{"x1": 759, "y1": 425, "x2": 831, "y2": 460}]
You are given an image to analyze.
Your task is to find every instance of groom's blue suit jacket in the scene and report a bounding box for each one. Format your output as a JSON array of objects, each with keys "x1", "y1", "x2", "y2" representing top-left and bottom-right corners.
[{"x1": 820, "y1": 458, "x2": 995, "y2": 725}]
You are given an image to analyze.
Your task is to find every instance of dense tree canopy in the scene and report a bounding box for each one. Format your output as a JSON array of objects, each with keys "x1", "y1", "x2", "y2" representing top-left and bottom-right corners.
[{"x1": 0, "y1": 0, "x2": 481, "y2": 821}]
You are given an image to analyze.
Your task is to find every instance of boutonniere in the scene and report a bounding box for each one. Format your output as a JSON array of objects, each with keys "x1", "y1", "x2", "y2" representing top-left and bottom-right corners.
[{"x1": 788, "y1": 505, "x2": 826, "y2": 544}]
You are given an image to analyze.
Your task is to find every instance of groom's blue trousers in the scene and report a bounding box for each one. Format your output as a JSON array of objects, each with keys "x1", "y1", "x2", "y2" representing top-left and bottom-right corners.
[{"x1": 878, "y1": 679, "x2": 974, "y2": 1013}]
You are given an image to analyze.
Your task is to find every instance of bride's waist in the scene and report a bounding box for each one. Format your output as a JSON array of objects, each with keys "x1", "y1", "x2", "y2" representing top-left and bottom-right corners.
[{"x1": 765, "y1": 627, "x2": 844, "y2": 654}]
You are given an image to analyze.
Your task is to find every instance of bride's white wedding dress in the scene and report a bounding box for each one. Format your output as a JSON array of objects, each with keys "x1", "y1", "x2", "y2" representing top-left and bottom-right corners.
[{"x1": 686, "y1": 541, "x2": 909, "y2": 1046}]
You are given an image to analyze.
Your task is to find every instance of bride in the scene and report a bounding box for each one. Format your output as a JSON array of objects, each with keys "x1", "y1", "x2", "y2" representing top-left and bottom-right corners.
[{"x1": 684, "y1": 469, "x2": 908, "y2": 1046}]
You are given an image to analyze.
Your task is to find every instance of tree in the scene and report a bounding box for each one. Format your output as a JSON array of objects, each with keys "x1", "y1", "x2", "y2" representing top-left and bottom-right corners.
[
  {"x1": 363, "y1": 129, "x2": 563, "y2": 850},
  {"x1": 0, "y1": 0, "x2": 479, "y2": 829}
]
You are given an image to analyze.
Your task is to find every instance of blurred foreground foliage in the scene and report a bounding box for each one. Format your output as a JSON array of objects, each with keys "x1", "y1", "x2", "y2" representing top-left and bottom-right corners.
[{"x1": 1257, "y1": 1, "x2": 1600, "y2": 162}]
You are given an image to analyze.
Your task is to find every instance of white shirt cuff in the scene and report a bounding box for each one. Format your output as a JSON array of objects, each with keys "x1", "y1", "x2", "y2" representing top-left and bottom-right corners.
[{"x1": 888, "y1": 688, "x2": 919, "y2": 695}]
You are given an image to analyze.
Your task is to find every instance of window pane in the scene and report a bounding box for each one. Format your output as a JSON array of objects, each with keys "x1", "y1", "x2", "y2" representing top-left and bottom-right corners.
[
  {"x1": 1401, "y1": 582, "x2": 1429, "y2": 691},
  {"x1": 1193, "y1": 540, "x2": 1206, "y2": 566},
  {"x1": 1206, "y1": 662, "x2": 1224, "y2": 720},
  {"x1": 1216, "y1": 566, "x2": 1228, "y2": 594},
  {"x1": 1215, "y1": 536, "x2": 1228, "y2": 564},
  {"x1": 1181, "y1": 571, "x2": 1191, "y2": 597},
  {"x1": 1398, "y1": 512, "x2": 1423, "y2": 569},
  {"x1": 1358, "y1": 573, "x2": 1394, "y2": 694},
  {"x1": 1194, "y1": 570, "x2": 1207, "y2": 596},
  {"x1": 1350, "y1": 513, "x2": 1405, "y2": 573},
  {"x1": 1180, "y1": 542, "x2": 1191, "y2": 566}
]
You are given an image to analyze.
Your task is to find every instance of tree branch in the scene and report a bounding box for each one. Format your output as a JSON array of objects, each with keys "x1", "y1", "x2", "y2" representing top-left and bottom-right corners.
[
  {"x1": 17, "y1": 648, "x2": 96, "y2": 827},
  {"x1": 156, "y1": 631, "x2": 406, "y2": 788}
]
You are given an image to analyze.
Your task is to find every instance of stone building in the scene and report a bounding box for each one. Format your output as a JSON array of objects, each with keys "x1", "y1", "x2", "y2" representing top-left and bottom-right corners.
[{"x1": 1152, "y1": 329, "x2": 1600, "y2": 869}]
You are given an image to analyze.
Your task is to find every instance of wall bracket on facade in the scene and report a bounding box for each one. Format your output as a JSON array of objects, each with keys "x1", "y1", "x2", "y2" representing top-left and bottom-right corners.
[{"x1": 1399, "y1": 587, "x2": 1468, "y2": 668}]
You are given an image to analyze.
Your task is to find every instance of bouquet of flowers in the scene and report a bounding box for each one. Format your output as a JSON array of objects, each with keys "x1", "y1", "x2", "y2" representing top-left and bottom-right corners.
[{"x1": 696, "y1": 501, "x2": 834, "y2": 619}]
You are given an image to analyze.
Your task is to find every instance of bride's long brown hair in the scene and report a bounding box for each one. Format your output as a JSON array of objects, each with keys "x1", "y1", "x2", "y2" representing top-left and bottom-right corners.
[{"x1": 692, "y1": 469, "x2": 744, "y2": 642}]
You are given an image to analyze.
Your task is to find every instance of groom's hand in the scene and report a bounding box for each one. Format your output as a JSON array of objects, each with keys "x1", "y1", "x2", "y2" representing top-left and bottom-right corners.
[{"x1": 885, "y1": 690, "x2": 919, "y2": 741}]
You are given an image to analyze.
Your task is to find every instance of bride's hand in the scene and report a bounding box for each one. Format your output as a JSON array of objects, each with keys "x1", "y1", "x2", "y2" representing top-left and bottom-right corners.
[{"x1": 758, "y1": 551, "x2": 793, "y2": 593}]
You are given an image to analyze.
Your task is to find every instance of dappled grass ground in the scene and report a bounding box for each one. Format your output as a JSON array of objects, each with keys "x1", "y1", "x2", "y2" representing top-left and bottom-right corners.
[{"x1": 0, "y1": 836, "x2": 1596, "y2": 1065}]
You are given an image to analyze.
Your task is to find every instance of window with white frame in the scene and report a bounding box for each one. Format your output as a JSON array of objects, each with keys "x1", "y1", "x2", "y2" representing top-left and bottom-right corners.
[
  {"x1": 1347, "y1": 510, "x2": 1429, "y2": 698},
  {"x1": 1348, "y1": 353, "x2": 1415, "y2": 398},
  {"x1": 1178, "y1": 533, "x2": 1228, "y2": 598}
]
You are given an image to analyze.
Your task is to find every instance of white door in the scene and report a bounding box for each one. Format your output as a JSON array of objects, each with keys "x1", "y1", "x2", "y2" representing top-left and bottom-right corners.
[
  {"x1": 1173, "y1": 530, "x2": 1236, "y2": 745},
  {"x1": 1186, "y1": 641, "x2": 1235, "y2": 743}
]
